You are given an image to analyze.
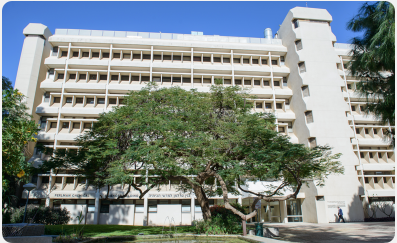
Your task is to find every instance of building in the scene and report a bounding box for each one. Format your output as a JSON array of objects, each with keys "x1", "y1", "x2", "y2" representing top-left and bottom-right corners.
[{"x1": 16, "y1": 7, "x2": 395, "y2": 226}]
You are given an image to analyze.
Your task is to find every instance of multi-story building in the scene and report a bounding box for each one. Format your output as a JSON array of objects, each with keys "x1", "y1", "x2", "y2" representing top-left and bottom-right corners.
[{"x1": 16, "y1": 7, "x2": 394, "y2": 226}]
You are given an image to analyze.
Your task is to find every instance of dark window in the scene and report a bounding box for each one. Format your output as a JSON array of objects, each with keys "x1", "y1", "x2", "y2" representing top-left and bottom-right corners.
[
  {"x1": 233, "y1": 58, "x2": 240, "y2": 64},
  {"x1": 281, "y1": 56, "x2": 285, "y2": 62},
  {"x1": 123, "y1": 53, "x2": 131, "y2": 59},
  {"x1": 316, "y1": 196, "x2": 325, "y2": 201},
  {"x1": 224, "y1": 79, "x2": 231, "y2": 85},
  {"x1": 235, "y1": 80, "x2": 241, "y2": 85},
  {"x1": 65, "y1": 97, "x2": 73, "y2": 103},
  {"x1": 53, "y1": 97, "x2": 60, "y2": 103},
  {"x1": 62, "y1": 122, "x2": 69, "y2": 129},
  {"x1": 50, "y1": 122, "x2": 57, "y2": 128},
  {"x1": 111, "y1": 75, "x2": 119, "y2": 81},
  {"x1": 356, "y1": 128, "x2": 360, "y2": 134},
  {"x1": 163, "y1": 77, "x2": 171, "y2": 82},
  {"x1": 252, "y1": 59, "x2": 259, "y2": 64},
  {"x1": 141, "y1": 76, "x2": 150, "y2": 82},
  {"x1": 243, "y1": 59, "x2": 249, "y2": 64},
  {"x1": 42, "y1": 177, "x2": 49, "y2": 183},
  {"x1": 76, "y1": 98, "x2": 83, "y2": 104},
  {"x1": 131, "y1": 76, "x2": 139, "y2": 81},
  {"x1": 262, "y1": 59, "x2": 268, "y2": 65},
  {"x1": 374, "y1": 177, "x2": 378, "y2": 183},
  {"x1": 274, "y1": 81, "x2": 280, "y2": 86},
  {"x1": 183, "y1": 55, "x2": 191, "y2": 61},
  {"x1": 203, "y1": 57, "x2": 211, "y2": 62},
  {"x1": 55, "y1": 177, "x2": 62, "y2": 183},
  {"x1": 299, "y1": 62, "x2": 306, "y2": 73},
  {"x1": 360, "y1": 106, "x2": 365, "y2": 112},
  {"x1": 263, "y1": 81, "x2": 269, "y2": 86},
  {"x1": 265, "y1": 103, "x2": 272, "y2": 109},
  {"x1": 305, "y1": 111, "x2": 313, "y2": 123},
  {"x1": 58, "y1": 74, "x2": 64, "y2": 79},
  {"x1": 73, "y1": 123, "x2": 80, "y2": 129},
  {"x1": 256, "y1": 103, "x2": 263, "y2": 108},
  {"x1": 78, "y1": 177, "x2": 86, "y2": 184},
  {"x1": 254, "y1": 80, "x2": 260, "y2": 86},
  {"x1": 92, "y1": 52, "x2": 99, "y2": 58},
  {"x1": 360, "y1": 152, "x2": 365, "y2": 158},
  {"x1": 119, "y1": 99, "x2": 124, "y2": 104},
  {"x1": 365, "y1": 128, "x2": 369, "y2": 134},
  {"x1": 223, "y1": 58, "x2": 230, "y2": 63},
  {"x1": 295, "y1": 40, "x2": 302, "y2": 50},
  {"x1": 351, "y1": 106, "x2": 356, "y2": 111},
  {"x1": 163, "y1": 55, "x2": 171, "y2": 60},
  {"x1": 89, "y1": 74, "x2": 97, "y2": 80},
  {"x1": 79, "y1": 74, "x2": 86, "y2": 80},
  {"x1": 52, "y1": 46, "x2": 58, "y2": 56},
  {"x1": 173, "y1": 55, "x2": 181, "y2": 61},
  {"x1": 61, "y1": 51, "x2": 68, "y2": 57},
  {"x1": 283, "y1": 77, "x2": 288, "y2": 87},
  {"x1": 113, "y1": 53, "x2": 120, "y2": 59},
  {"x1": 84, "y1": 123, "x2": 91, "y2": 129},
  {"x1": 369, "y1": 152, "x2": 373, "y2": 158},
  {"x1": 72, "y1": 52, "x2": 79, "y2": 57},
  {"x1": 193, "y1": 56, "x2": 201, "y2": 62},
  {"x1": 143, "y1": 54, "x2": 151, "y2": 60},
  {"x1": 272, "y1": 60, "x2": 278, "y2": 65},
  {"x1": 213, "y1": 57, "x2": 221, "y2": 63},
  {"x1": 133, "y1": 54, "x2": 141, "y2": 59},
  {"x1": 364, "y1": 177, "x2": 369, "y2": 183},
  {"x1": 153, "y1": 55, "x2": 161, "y2": 60},
  {"x1": 66, "y1": 177, "x2": 74, "y2": 184},
  {"x1": 97, "y1": 98, "x2": 105, "y2": 104},
  {"x1": 109, "y1": 98, "x2": 117, "y2": 104},
  {"x1": 244, "y1": 80, "x2": 251, "y2": 86},
  {"x1": 347, "y1": 84, "x2": 352, "y2": 89},
  {"x1": 82, "y1": 52, "x2": 89, "y2": 58},
  {"x1": 374, "y1": 129, "x2": 378, "y2": 134},
  {"x1": 276, "y1": 103, "x2": 282, "y2": 109},
  {"x1": 102, "y1": 53, "x2": 109, "y2": 58},
  {"x1": 69, "y1": 74, "x2": 76, "y2": 80},
  {"x1": 87, "y1": 98, "x2": 94, "y2": 104},
  {"x1": 279, "y1": 127, "x2": 285, "y2": 132},
  {"x1": 100, "y1": 75, "x2": 107, "y2": 80},
  {"x1": 100, "y1": 200, "x2": 110, "y2": 213},
  {"x1": 121, "y1": 75, "x2": 129, "y2": 81},
  {"x1": 309, "y1": 137, "x2": 317, "y2": 148},
  {"x1": 293, "y1": 19, "x2": 299, "y2": 28}
]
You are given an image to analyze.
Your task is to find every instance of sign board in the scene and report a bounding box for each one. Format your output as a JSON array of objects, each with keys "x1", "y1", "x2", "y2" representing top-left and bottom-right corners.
[{"x1": 327, "y1": 201, "x2": 346, "y2": 208}]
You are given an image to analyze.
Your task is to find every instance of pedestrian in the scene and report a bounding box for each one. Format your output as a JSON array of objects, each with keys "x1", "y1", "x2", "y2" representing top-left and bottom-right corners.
[{"x1": 337, "y1": 207, "x2": 345, "y2": 223}]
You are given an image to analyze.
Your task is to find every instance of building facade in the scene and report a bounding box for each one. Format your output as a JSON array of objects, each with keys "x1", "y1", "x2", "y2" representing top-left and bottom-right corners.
[{"x1": 17, "y1": 7, "x2": 394, "y2": 226}]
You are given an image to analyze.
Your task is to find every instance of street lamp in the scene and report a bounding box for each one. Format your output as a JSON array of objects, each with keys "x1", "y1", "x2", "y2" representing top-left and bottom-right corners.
[{"x1": 22, "y1": 183, "x2": 36, "y2": 224}]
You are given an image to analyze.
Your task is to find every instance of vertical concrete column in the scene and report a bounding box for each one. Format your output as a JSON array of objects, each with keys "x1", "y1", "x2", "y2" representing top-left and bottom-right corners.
[
  {"x1": 93, "y1": 189, "x2": 100, "y2": 225},
  {"x1": 191, "y1": 192, "x2": 195, "y2": 224},
  {"x1": 46, "y1": 169, "x2": 53, "y2": 207},
  {"x1": 280, "y1": 200, "x2": 288, "y2": 223},
  {"x1": 143, "y1": 195, "x2": 148, "y2": 226}
]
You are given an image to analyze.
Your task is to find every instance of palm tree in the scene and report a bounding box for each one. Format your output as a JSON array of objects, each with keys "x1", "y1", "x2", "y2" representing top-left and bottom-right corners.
[{"x1": 347, "y1": 1, "x2": 395, "y2": 146}]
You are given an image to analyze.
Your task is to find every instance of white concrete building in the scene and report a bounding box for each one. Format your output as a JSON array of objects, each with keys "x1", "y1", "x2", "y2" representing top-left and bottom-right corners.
[{"x1": 17, "y1": 7, "x2": 394, "y2": 226}]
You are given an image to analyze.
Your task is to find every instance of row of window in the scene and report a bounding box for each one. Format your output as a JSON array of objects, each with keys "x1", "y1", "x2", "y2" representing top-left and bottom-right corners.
[{"x1": 51, "y1": 96, "x2": 124, "y2": 105}]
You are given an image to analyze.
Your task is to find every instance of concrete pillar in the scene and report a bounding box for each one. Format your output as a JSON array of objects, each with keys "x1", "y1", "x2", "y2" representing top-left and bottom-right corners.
[
  {"x1": 93, "y1": 189, "x2": 100, "y2": 224},
  {"x1": 46, "y1": 169, "x2": 53, "y2": 207},
  {"x1": 280, "y1": 200, "x2": 288, "y2": 223},
  {"x1": 143, "y1": 195, "x2": 148, "y2": 226},
  {"x1": 191, "y1": 192, "x2": 195, "y2": 224}
]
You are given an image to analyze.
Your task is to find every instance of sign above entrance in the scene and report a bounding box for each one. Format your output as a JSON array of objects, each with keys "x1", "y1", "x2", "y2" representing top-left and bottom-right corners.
[
  {"x1": 148, "y1": 193, "x2": 191, "y2": 199},
  {"x1": 327, "y1": 201, "x2": 346, "y2": 208}
]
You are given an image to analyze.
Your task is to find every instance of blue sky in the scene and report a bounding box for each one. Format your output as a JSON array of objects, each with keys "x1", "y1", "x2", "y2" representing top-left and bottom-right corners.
[{"x1": 2, "y1": 1, "x2": 367, "y2": 86}]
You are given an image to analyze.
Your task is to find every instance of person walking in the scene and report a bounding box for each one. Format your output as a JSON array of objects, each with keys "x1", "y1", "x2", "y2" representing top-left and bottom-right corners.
[{"x1": 337, "y1": 207, "x2": 345, "y2": 223}]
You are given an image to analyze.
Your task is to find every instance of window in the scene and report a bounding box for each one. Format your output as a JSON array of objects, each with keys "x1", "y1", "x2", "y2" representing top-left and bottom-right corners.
[
  {"x1": 272, "y1": 60, "x2": 278, "y2": 65},
  {"x1": 265, "y1": 103, "x2": 272, "y2": 109},
  {"x1": 309, "y1": 137, "x2": 317, "y2": 148},
  {"x1": 52, "y1": 46, "x2": 58, "y2": 56},
  {"x1": 351, "y1": 106, "x2": 356, "y2": 111},
  {"x1": 97, "y1": 98, "x2": 105, "y2": 104},
  {"x1": 149, "y1": 200, "x2": 157, "y2": 212},
  {"x1": 42, "y1": 176, "x2": 49, "y2": 183},
  {"x1": 73, "y1": 123, "x2": 80, "y2": 129},
  {"x1": 224, "y1": 79, "x2": 231, "y2": 85},
  {"x1": 262, "y1": 59, "x2": 268, "y2": 65},
  {"x1": 79, "y1": 74, "x2": 86, "y2": 80},
  {"x1": 58, "y1": 74, "x2": 64, "y2": 80},
  {"x1": 100, "y1": 200, "x2": 110, "y2": 213},
  {"x1": 243, "y1": 59, "x2": 249, "y2": 64},
  {"x1": 305, "y1": 111, "x2": 313, "y2": 123},
  {"x1": 274, "y1": 81, "x2": 280, "y2": 86},
  {"x1": 235, "y1": 80, "x2": 242, "y2": 85},
  {"x1": 182, "y1": 55, "x2": 191, "y2": 61},
  {"x1": 316, "y1": 196, "x2": 325, "y2": 201},
  {"x1": 133, "y1": 54, "x2": 141, "y2": 59},
  {"x1": 44, "y1": 92, "x2": 50, "y2": 102},
  {"x1": 182, "y1": 200, "x2": 191, "y2": 212},
  {"x1": 76, "y1": 98, "x2": 83, "y2": 104},
  {"x1": 374, "y1": 129, "x2": 378, "y2": 134},
  {"x1": 53, "y1": 97, "x2": 61, "y2": 103},
  {"x1": 173, "y1": 55, "x2": 181, "y2": 61},
  {"x1": 279, "y1": 127, "x2": 285, "y2": 132},
  {"x1": 78, "y1": 177, "x2": 86, "y2": 184},
  {"x1": 88, "y1": 200, "x2": 95, "y2": 212},
  {"x1": 55, "y1": 177, "x2": 62, "y2": 183},
  {"x1": 365, "y1": 128, "x2": 369, "y2": 134},
  {"x1": 347, "y1": 84, "x2": 352, "y2": 89},
  {"x1": 102, "y1": 53, "x2": 109, "y2": 58},
  {"x1": 69, "y1": 74, "x2": 76, "y2": 80},
  {"x1": 100, "y1": 75, "x2": 107, "y2": 81},
  {"x1": 82, "y1": 52, "x2": 89, "y2": 58},
  {"x1": 84, "y1": 123, "x2": 91, "y2": 129},
  {"x1": 50, "y1": 122, "x2": 57, "y2": 128},
  {"x1": 356, "y1": 128, "x2": 360, "y2": 134},
  {"x1": 360, "y1": 152, "x2": 365, "y2": 158},
  {"x1": 89, "y1": 74, "x2": 97, "y2": 80},
  {"x1": 62, "y1": 122, "x2": 69, "y2": 129},
  {"x1": 256, "y1": 103, "x2": 263, "y2": 109},
  {"x1": 119, "y1": 99, "x2": 124, "y2": 105},
  {"x1": 92, "y1": 52, "x2": 99, "y2": 58},
  {"x1": 213, "y1": 57, "x2": 221, "y2": 63},
  {"x1": 113, "y1": 53, "x2": 120, "y2": 59},
  {"x1": 40, "y1": 117, "x2": 47, "y2": 129},
  {"x1": 293, "y1": 19, "x2": 299, "y2": 28},
  {"x1": 244, "y1": 80, "x2": 251, "y2": 86},
  {"x1": 65, "y1": 97, "x2": 73, "y2": 103},
  {"x1": 163, "y1": 55, "x2": 171, "y2": 60},
  {"x1": 263, "y1": 81, "x2": 269, "y2": 86},
  {"x1": 66, "y1": 177, "x2": 74, "y2": 184},
  {"x1": 299, "y1": 62, "x2": 306, "y2": 73},
  {"x1": 223, "y1": 58, "x2": 230, "y2": 63},
  {"x1": 61, "y1": 51, "x2": 68, "y2": 57},
  {"x1": 124, "y1": 53, "x2": 131, "y2": 59},
  {"x1": 360, "y1": 106, "x2": 365, "y2": 112},
  {"x1": 283, "y1": 77, "x2": 288, "y2": 87},
  {"x1": 193, "y1": 56, "x2": 201, "y2": 62},
  {"x1": 109, "y1": 98, "x2": 117, "y2": 104},
  {"x1": 252, "y1": 59, "x2": 259, "y2": 64},
  {"x1": 302, "y1": 86, "x2": 309, "y2": 97},
  {"x1": 86, "y1": 98, "x2": 94, "y2": 104},
  {"x1": 233, "y1": 58, "x2": 240, "y2": 64},
  {"x1": 111, "y1": 75, "x2": 118, "y2": 81},
  {"x1": 254, "y1": 80, "x2": 260, "y2": 86},
  {"x1": 295, "y1": 40, "x2": 302, "y2": 50},
  {"x1": 276, "y1": 103, "x2": 282, "y2": 109},
  {"x1": 374, "y1": 177, "x2": 378, "y2": 183}
]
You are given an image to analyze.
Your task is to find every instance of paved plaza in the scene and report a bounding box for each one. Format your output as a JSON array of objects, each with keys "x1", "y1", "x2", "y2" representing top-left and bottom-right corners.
[{"x1": 249, "y1": 222, "x2": 395, "y2": 243}]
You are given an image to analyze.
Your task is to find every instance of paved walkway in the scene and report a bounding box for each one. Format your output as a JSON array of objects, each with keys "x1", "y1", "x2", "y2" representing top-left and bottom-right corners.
[{"x1": 249, "y1": 222, "x2": 395, "y2": 243}]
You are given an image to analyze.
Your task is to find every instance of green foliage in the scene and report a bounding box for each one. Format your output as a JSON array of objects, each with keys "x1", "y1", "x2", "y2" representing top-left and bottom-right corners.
[
  {"x1": 10, "y1": 205, "x2": 71, "y2": 225},
  {"x1": 2, "y1": 76, "x2": 13, "y2": 91},
  {"x1": 193, "y1": 214, "x2": 242, "y2": 235},
  {"x1": 347, "y1": 1, "x2": 395, "y2": 146}
]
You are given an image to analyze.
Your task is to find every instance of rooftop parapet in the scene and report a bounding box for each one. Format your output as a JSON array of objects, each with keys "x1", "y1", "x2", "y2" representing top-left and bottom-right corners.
[{"x1": 54, "y1": 28, "x2": 283, "y2": 45}]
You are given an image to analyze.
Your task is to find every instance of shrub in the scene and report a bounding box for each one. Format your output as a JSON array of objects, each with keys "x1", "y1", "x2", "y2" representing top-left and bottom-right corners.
[
  {"x1": 10, "y1": 205, "x2": 71, "y2": 225},
  {"x1": 193, "y1": 203, "x2": 245, "y2": 235}
]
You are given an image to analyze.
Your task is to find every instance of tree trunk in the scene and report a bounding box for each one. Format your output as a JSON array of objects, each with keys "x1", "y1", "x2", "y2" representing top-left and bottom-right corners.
[{"x1": 193, "y1": 185, "x2": 211, "y2": 221}]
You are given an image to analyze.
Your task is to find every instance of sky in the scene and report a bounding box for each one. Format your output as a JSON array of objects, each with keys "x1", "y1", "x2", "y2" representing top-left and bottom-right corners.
[{"x1": 2, "y1": 1, "x2": 368, "y2": 86}]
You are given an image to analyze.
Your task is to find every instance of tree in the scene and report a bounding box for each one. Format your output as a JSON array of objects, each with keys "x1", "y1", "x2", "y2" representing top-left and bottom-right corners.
[
  {"x1": 40, "y1": 81, "x2": 343, "y2": 223},
  {"x1": 347, "y1": 1, "x2": 395, "y2": 146},
  {"x1": 2, "y1": 86, "x2": 40, "y2": 193},
  {"x1": 2, "y1": 76, "x2": 13, "y2": 91}
]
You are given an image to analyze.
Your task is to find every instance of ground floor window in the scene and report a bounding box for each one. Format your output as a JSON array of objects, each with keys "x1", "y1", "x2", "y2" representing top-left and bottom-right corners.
[{"x1": 287, "y1": 199, "x2": 303, "y2": 222}]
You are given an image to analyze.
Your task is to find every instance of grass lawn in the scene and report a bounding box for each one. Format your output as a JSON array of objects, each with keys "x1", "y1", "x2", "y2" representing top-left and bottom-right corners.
[{"x1": 45, "y1": 225, "x2": 196, "y2": 237}]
